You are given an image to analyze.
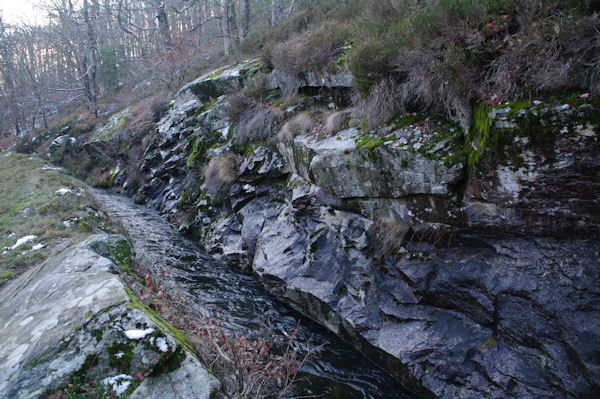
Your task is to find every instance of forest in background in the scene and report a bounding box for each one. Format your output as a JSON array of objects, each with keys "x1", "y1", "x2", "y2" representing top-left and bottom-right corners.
[
  {"x1": 0, "y1": 0, "x2": 303, "y2": 139},
  {"x1": 1, "y1": 0, "x2": 599, "y2": 144}
]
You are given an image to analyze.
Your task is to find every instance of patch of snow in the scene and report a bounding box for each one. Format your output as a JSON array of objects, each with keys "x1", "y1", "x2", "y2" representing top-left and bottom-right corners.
[
  {"x1": 150, "y1": 337, "x2": 155, "y2": 345},
  {"x1": 124, "y1": 328, "x2": 155, "y2": 340},
  {"x1": 156, "y1": 337, "x2": 169, "y2": 352},
  {"x1": 102, "y1": 375, "x2": 133, "y2": 396},
  {"x1": 42, "y1": 165, "x2": 63, "y2": 172},
  {"x1": 55, "y1": 188, "x2": 72, "y2": 196},
  {"x1": 31, "y1": 243, "x2": 45, "y2": 251},
  {"x1": 219, "y1": 126, "x2": 230, "y2": 139},
  {"x1": 10, "y1": 235, "x2": 37, "y2": 250},
  {"x1": 63, "y1": 221, "x2": 72, "y2": 227},
  {"x1": 114, "y1": 352, "x2": 125, "y2": 359},
  {"x1": 243, "y1": 184, "x2": 255, "y2": 193}
]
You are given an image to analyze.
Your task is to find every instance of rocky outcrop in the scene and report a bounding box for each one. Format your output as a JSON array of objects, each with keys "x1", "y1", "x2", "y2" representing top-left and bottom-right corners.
[
  {"x1": 84, "y1": 109, "x2": 130, "y2": 161},
  {"x1": 279, "y1": 128, "x2": 463, "y2": 198},
  {"x1": 0, "y1": 234, "x2": 220, "y2": 398},
  {"x1": 465, "y1": 102, "x2": 600, "y2": 237},
  {"x1": 253, "y1": 214, "x2": 600, "y2": 398},
  {"x1": 129, "y1": 59, "x2": 600, "y2": 398}
]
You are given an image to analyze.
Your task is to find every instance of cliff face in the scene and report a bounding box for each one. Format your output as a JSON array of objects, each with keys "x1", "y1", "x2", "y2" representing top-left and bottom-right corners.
[{"x1": 106, "y1": 60, "x2": 599, "y2": 398}]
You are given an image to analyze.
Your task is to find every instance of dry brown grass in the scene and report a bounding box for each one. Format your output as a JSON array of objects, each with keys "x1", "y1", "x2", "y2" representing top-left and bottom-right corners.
[
  {"x1": 124, "y1": 267, "x2": 315, "y2": 399},
  {"x1": 371, "y1": 219, "x2": 411, "y2": 259},
  {"x1": 233, "y1": 107, "x2": 283, "y2": 144},
  {"x1": 324, "y1": 110, "x2": 352, "y2": 135},
  {"x1": 277, "y1": 112, "x2": 316, "y2": 141},
  {"x1": 225, "y1": 93, "x2": 253, "y2": 121},
  {"x1": 203, "y1": 154, "x2": 239, "y2": 202}
]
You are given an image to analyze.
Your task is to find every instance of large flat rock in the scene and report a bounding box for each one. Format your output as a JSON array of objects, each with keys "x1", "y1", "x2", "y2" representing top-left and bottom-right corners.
[{"x1": 0, "y1": 234, "x2": 220, "y2": 398}]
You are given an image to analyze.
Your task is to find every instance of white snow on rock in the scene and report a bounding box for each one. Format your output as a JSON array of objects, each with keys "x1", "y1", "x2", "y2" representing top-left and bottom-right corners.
[
  {"x1": 102, "y1": 374, "x2": 133, "y2": 396},
  {"x1": 10, "y1": 235, "x2": 37, "y2": 250},
  {"x1": 42, "y1": 165, "x2": 64, "y2": 172},
  {"x1": 55, "y1": 188, "x2": 72, "y2": 196},
  {"x1": 31, "y1": 244, "x2": 45, "y2": 251},
  {"x1": 124, "y1": 328, "x2": 155, "y2": 340},
  {"x1": 156, "y1": 337, "x2": 169, "y2": 352}
]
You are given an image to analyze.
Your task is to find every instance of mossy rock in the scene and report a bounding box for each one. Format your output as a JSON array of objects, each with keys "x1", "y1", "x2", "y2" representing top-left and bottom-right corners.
[{"x1": 466, "y1": 98, "x2": 600, "y2": 175}]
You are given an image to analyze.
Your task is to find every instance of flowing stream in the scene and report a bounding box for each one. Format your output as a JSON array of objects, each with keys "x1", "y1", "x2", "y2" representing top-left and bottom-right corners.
[{"x1": 92, "y1": 189, "x2": 413, "y2": 399}]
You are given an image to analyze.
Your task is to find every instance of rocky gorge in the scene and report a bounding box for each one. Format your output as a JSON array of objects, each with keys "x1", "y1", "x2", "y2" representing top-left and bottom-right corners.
[{"x1": 17, "y1": 58, "x2": 600, "y2": 398}]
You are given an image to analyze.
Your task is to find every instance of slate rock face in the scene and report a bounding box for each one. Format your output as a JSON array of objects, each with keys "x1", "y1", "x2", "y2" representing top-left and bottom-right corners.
[
  {"x1": 279, "y1": 130, "x2": 463, "y2": 199},
  {"x1": 254, "y1": 221, "x2": 600, "y2": 398},
  {"x1": 128, "y1": 59, "x2": 600, "y2": 398},
  {"x1": 0, "y1": 234, "x2": 220, "y2": 399},
  {"x1": 465, "y1": 102, "x2": 600, "y2": 238}
]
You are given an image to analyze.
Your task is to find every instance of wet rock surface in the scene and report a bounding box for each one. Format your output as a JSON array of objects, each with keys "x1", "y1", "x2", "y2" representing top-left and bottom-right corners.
[
  {"x1": 129, "y1": 59, "x2": 600, "y2": 398},
  {"x1": 465, "y1": 102, "x2": 600, "y2": 238}
]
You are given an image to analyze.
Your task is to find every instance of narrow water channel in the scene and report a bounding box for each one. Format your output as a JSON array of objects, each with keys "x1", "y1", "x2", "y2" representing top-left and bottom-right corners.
[{"x1": 92, "y1": 189, "x2": 413, "y2": 399}]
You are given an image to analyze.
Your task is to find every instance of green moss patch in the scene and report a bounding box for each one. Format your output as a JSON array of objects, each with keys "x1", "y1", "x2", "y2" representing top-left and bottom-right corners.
[
  {"x1": 106, "y1": 239, "x2": 132, "y2": 273},
  {"x1": 99, "y1": 166, "x2": 122, "y2": 189},
  {"x1": 415, "y1": 119, "x2": 466, "y2": 167},
  {"x1": 354, "y1": 134, "x2": 386, "y2": 149},
  {"x1": 466, "y1": 98, "x2": 599, "y2": 174},
  {"x1": 186, "y1": 130, "x2": 224, "y2": 167},
  {"x1": 107, "y1": 342, "x2": 134, "y2": 374},
  {"x1": 124, "y1": 287, "x2": 195, "y2": 355},
  {"x1": 87, "y1": 110, "x2": 129, "y2": 144}
]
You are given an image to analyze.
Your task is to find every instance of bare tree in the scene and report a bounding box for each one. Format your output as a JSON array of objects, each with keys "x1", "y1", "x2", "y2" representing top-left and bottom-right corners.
[
  {"x1": 0, "y1": 16, "x2": 22, "y2": 134},
  {"x1": 154, "y1": 0, "x2": 172, "y2": 48},
  {"x1": 221, "y1": 0, "x2": 237, "y2": 56},
  {"x1": 240, "y1": 0, "x2": 250, "y2": 40},
  {"x1": 271, "y1": 0, "x2": 283, "y2": 26}
]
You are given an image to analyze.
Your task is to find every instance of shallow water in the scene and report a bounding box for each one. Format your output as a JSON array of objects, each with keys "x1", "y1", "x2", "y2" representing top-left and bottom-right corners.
[{"x1": 92, "y1": 189, "x2": 413, "y2": 398}]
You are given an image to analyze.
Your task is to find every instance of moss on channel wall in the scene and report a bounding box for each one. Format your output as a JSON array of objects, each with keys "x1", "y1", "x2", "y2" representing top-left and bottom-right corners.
[{"x1": 465, "y1": 97, "x2": 600, "y2": 175}]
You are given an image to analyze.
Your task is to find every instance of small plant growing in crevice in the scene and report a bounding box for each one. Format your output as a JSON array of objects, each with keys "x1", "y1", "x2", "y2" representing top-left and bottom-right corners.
[
  {"x1": 125, "y1": 269, "x2": 317, "y2": 399},
  {"x1": 278, "y1": 112, "x2": 315, "y2": 141},
  {"x1": 202, "y1": 154, "x2": 238, "y2": 204},
  {"x1": 370, "y1": 219, "x2": 411, "y2": 259}
]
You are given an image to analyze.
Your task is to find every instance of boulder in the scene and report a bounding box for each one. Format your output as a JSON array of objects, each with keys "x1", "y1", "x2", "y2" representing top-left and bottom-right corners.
[
  {"x1": 0, "y1": 234, "x2": 220, "y2": 399},
  {"x1": 253, "y1": 208, "x2": 600, "y2": 398},
  {"x1": 279, "y1": 129, "x2": 464, "y2": 199},
  {"x1": 178, "y1": 59, "x2": 261, "y2": 102},
  {"x1": 84, "y1": 109, "x2": 130, "y2": 161}
]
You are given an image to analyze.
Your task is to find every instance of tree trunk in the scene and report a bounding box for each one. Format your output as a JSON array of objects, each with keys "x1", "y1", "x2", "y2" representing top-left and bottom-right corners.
[
  {"x1": 271, "y1": 0, "x2": 283, "y2": 26},
  {"x1": 156, "y1": 1, "x2": 172, "y2": 49},
  {"x1": 0, "y1": 17, "x2": 22, "y2": 135},
  {"x1": 240, "y1": 0, "x2": 250, "y2": 39},
  {"x1": 83, "y1": 0, "x2": 98, "y2": 116},
  {"x1": 221, "y1": 0, "x2": 233, "y2": 56}
]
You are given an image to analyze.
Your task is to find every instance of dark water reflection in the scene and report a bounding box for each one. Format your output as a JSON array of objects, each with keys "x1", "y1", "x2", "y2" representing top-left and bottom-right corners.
[{"x1": 92, "y1": 189, "x2": 413, "y2": 399}]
